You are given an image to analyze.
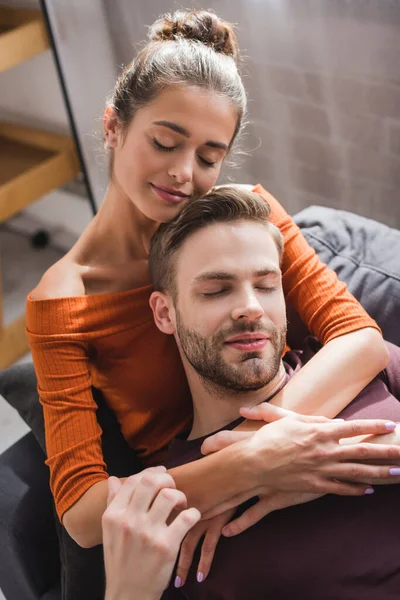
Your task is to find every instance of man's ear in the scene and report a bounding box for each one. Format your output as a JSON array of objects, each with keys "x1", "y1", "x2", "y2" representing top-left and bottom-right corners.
[{"x1": 149, "y1": 291, "x2": 176, "y2": 335}]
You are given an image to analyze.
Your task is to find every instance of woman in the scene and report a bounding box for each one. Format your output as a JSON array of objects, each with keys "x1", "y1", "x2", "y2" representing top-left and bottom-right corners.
[{"x1": 27, "y1": 7, "x2": 388, "y2": 568}]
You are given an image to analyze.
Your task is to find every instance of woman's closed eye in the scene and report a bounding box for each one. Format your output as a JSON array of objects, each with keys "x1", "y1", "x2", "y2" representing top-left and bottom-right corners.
[
  {"x1": 153, "y1": 138, "x2": 218, "y2": 168},
  {"x1": 153, "y1": 138, "x2": 176, "y2": 152}
]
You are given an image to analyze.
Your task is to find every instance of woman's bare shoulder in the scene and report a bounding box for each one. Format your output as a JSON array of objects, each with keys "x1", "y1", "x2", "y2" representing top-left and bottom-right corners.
[{"x1": 30, "y1": 258, "x2": 85, "y2": 300}]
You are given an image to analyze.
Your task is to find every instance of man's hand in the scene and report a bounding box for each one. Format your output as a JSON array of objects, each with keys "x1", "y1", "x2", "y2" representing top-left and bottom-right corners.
[{"x1": 103, "y1": 467, "x2": 200, "y2": 600}]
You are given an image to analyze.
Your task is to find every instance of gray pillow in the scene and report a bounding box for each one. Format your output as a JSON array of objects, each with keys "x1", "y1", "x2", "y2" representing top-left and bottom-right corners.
[
  {"x1": 0, "y1": 363, "x2": 45, "y2": 452},
  {"x1": 294, "y1": 206, "x2": 400, "y2": 346}
]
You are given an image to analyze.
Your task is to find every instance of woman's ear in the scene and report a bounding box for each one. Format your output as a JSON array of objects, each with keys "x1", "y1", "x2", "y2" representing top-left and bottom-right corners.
[
  {"x1": 149, "y1": 291, "x2": 176, "y2": 335},
  {"x1": 103, "y1": 105, "x2": 120, "y2": 149}
]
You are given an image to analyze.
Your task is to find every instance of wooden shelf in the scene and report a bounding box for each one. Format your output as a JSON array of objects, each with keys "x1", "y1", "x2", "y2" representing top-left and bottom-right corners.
[
  {"x1": 0, "y1": 6, "x2": 49, "y2": 72},
  {"x1": 0, "y1": 313, "x2": 29, "y2": 370},
  {"x1": 0, "y1": 121, "x2": 81, "y2": 222},
  {"x1": 0, "y1": 122, "x2": 81, "y2": 366}
]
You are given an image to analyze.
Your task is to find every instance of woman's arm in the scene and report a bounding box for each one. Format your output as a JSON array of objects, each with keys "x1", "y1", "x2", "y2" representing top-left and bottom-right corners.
[
  {"x1": 270, "y1": 328, "x2": 389, "y2": 417},
  {"x1": 252, "y1": 184, "x2": 389, "y2": 417},
  {"x1": 65, "y1": 412, "x2": 399, "y2": 548}
]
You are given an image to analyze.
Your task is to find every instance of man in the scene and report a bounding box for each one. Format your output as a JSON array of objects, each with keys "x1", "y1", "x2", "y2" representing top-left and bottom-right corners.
[{"x1": 144, "y1": 186, "x2": 400, "y2": 599}]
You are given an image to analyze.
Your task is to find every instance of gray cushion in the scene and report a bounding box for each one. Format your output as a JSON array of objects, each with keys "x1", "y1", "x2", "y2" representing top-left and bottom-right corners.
[
  {"x1": 294, "y1": 206, "x2": 400, "y2": 346},
  {"x1": 0, "y1": 362, "x2": 45, "y2": 451}
]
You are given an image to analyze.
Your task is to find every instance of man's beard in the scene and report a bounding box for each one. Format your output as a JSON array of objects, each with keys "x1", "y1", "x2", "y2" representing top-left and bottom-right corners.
[{"x1": 175, "y1": 310, "x2": 287, "y2": 393}]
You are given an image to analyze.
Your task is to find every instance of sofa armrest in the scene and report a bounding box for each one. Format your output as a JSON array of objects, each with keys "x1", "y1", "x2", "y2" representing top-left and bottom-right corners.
[{"x1": 0, "y1": 432, "x2": 60, "y2": 600}]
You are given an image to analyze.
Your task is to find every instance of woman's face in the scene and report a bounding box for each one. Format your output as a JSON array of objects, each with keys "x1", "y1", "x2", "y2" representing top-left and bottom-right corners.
[{"x1": 106, "y1": 86, "x2": 238, "y2": 223}]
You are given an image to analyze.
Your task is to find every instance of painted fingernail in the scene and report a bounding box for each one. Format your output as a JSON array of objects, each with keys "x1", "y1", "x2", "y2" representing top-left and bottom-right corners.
[
  {"x1": 385, "y1": 422, "x2": 397, "y2": 431},
  {"x1": 390, "y1": 468, "x2": 400, "y2": 476},
  {"x1": 197, "y1": 572, "x2": 204, "y2": 583},
  {"x1": 364, "y1": 488, "x2": 374, "y2": 495},
  {"x1": 174, "y1": 576, "x2": 182, "y2": 588}
]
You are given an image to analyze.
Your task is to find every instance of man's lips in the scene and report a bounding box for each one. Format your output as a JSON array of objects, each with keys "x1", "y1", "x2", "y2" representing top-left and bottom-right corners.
[
  {"x1": 225, "y1": 333, "x2": 270, "y2": 352},
  {"x1": 150, "y1": 183, "x2": 191, "y2": 204}
]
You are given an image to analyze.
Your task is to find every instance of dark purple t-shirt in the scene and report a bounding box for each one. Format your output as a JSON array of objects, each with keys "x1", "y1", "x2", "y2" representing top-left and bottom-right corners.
[{"x1": 163, "y1": 342, "x2": 400, "y2": 600}]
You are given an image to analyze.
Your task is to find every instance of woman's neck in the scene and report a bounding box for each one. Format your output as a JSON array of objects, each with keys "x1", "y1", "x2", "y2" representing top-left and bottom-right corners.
[{"x1": 74, "y1": 182, "x2": 159, "y2": 268}]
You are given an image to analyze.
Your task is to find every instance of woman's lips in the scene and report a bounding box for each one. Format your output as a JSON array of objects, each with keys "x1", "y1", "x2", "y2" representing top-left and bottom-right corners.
[
  {"x1": 225, "y1": 338, "x2": 269, "y2": 352},
  {"x1": 150, "y1": 183, "x2": 189, "y2": 204}
]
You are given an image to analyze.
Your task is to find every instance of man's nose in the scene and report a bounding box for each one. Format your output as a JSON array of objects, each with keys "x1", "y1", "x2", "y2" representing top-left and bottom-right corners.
[
  {"x1": 231, "y1": 289, "x2": 264, "y2": 321},
  {"x1": 168, "y1": 153, "x2": 194, "y2": 184}
]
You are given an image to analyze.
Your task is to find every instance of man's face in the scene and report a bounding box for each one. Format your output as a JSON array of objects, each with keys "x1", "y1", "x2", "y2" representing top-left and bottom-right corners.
[{"x1": 171, "y1": 220, "x2": 287, "y2": 392}]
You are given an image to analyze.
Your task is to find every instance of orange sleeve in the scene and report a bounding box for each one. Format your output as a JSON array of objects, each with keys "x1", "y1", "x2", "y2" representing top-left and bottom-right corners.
[
  {"x1": 26, "y1": 298, "x2": 108, "y2": 522},
  {"x1": 252, "y1": 184, "x2": 380, "y2": 344}
]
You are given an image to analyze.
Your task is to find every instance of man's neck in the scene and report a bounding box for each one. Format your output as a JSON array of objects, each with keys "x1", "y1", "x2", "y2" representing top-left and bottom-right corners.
[{"x1": 187, "y1": 361, "x2": 287, "y2": 440}]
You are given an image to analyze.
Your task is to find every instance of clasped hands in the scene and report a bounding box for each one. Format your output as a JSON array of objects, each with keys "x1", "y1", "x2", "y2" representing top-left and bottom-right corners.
[
  {"x1": 103, "y1": 404, "x2": 400, "y2": 596},
  {"x1": 176, "y1": 403, "x2": 400, "y2": 586}
]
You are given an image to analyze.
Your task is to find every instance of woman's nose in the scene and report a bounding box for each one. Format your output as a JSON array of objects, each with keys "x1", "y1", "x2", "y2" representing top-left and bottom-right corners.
[{"x1": 168, "y1": 154, "x2": 194, "y2": 184}]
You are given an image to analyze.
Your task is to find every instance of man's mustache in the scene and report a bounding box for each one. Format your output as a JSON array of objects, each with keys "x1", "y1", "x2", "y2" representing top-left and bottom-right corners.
[{"x1": 217, "y1": 321, "x2": 281, "y2": 341}]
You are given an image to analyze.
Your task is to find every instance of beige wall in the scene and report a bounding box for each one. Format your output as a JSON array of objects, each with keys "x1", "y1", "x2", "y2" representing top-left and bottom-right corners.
[{"x1": 107, "y1": 0, "x2": 400, "y2": 227}]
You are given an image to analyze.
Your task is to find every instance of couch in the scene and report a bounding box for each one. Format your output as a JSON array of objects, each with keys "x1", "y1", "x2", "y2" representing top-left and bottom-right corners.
[{"x1": 0, "y1": 205, "x2": 399, "y2": 600}]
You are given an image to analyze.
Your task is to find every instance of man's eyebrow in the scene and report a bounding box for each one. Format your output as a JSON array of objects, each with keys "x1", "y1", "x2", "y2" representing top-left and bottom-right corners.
[
  {"x1": 153, "y1": 120, "x2": 228, "y2": 151},
  {"x1": 194, "y1": 268, "x2": 280, "y2": 284}
]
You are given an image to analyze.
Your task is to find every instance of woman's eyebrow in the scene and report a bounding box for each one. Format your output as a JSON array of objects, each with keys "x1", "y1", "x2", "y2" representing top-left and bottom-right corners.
[{"x1": 152, "y1": 120, "x2": 228, "y2": 151}]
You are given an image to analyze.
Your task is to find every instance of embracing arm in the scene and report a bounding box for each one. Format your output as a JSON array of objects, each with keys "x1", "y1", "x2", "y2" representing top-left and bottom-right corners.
[
  {"x1": 270, "y1": 328, "x2": 389, "y2": 417},
  {"x1": 252, "y1": 184, "x2": 389, "y2": 417}
]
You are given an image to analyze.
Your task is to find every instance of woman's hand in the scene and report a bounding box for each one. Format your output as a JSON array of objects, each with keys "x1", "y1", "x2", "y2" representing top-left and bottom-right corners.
[
  {"x1": 200, "y1": 403, "x2": 330, "y2": 455},
  {"x1": 220, "y1": 489, "x2": 322, "y2": 537},
  {"x1": 175, "y1": 509, "x2": 236, "y2": 588},
  {"x1": 102, "y1": 467, "x2": 200, "y2": 600},
  {"x1": 200, "y1": 403, "x2": 400, "y2": 527}
]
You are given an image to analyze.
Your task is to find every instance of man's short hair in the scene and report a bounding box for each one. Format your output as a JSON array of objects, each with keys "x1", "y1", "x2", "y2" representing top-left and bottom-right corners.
[{"x1": 149, "y1": 185, "x2": 284, "y2": 296}]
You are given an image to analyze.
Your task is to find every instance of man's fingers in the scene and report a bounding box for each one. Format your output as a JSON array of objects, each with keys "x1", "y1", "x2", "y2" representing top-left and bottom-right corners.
[
  {"x1": 325, "y1": 420, "x2": 397, "y2": 440},
  {"x1": 130, "y1": 471, "x2": 176, "y2": 513},
  {"x1": 107, "y1": 466, "x2": 167, "y2": 512},
  {"x1": 201, "y1": 430, "x2": 250, "y2": 455},
  {"x1": 175, "y1": 518, "x2": 205, "y2": 586},
  {"x1": 106, "y1": 476, "x2": 122, "y2": 507},
  {"x1": 149, "y1": 488, "x2": 188, "y2": 523}
]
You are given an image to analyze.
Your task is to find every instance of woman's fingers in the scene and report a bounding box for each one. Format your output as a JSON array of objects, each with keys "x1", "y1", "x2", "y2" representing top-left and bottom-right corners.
[
  {"x1": 240, "y1": 403, "x2": 332, "y2": 425},
  {"x1": 324, "y1": 462, "x2": 400, "y2": 485},
  {"x1": 201, "y1": 430, "x2": 251, "y2": 455},
  {"x1": 196, "y1": 511, "x2": 234, "y2": 583},
  {"x1": 324, "y1": 420, "x2": 397, "y2": 440},
  {"x1": 201, "y1": 490, "x2": 255, "y2": 520},
  {"x1": 336, "y1": 441, "x2": 400, "y2": 463},
  {"x1": 222, "y1": 497, "x2": 275, "y2": 537},
  {"x1": 240, "y1": 403, "x2": 295, "y2": 422},
  {"x1": 222, "y1": 491, "x2": 322, "y2": 538},
  {"x1": 175, "y1": 520, "x2": 207, "y2": 587}
]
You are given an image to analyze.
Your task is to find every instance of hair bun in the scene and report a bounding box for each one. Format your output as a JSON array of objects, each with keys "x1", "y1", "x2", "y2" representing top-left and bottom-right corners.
[{"x1": 148, "y1": 9, "x2": 239, "y2": 63}]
